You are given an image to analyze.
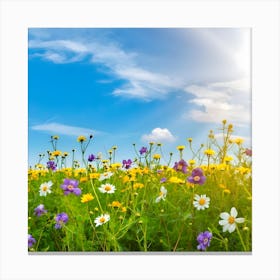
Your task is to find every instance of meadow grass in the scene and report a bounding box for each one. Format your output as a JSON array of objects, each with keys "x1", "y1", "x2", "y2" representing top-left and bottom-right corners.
[{"x1": 28, "y1": 121, "x2": 252, "y2": 252}]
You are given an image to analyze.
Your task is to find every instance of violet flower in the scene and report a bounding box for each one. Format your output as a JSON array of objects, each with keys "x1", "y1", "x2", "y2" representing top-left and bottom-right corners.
[
  {"x1": 139, "y1": 147, "x2": 148, "y2": 155},
  {"x1": 173, "y1": 159, "x2": 188, "y2": 174},
  {"x1": 28, "y1": 234, "x2": 36, "y2": 248},
  {"x1": 122, "y1": 159, "x2": 132, "y2": 169},
  {"x1": 55, "y1": 212, "x2": 69, "y2": 229},
  {"x1": 88, "y1": 154, "x2": 96, "y2": 162},
  {"x1": 187, "y1": 168, "x2": 206, "y2": 185},
  {"x1": 197, "y1": 231, "x2": 212, "y2": 251},
  {"x1": 60, "y1": 178, "x2": 81, "y2": 196},
  {"x1": 47, "y1": 160, "x2": 57, "y2": 171},
  {"x1": 34, "y1": 204, "x2": 47, "y2": 217}
]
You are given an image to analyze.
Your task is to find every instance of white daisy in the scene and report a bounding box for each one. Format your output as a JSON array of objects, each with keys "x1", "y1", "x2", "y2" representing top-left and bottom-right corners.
[
  {"x1": 39, "y1": 181, "x2": 53, "y2": 196},
  {"x1": 219, "y1": 207, "x2": 245, "y2": 233},
  {"x1": 193, "y1": 194, "x2": 210, "y2": 210},
  {"x1": 98, "y1": 183, "x2": 116, "y2": 194},
  {"x1": 94, "y1": 214, "x2": 110, "y2": 227},
  {"x1": 98, "y1": 171, "x2": 114, "y2": 181},
  {"x1": 155, "y1": 186, "x2": 167, "y2": 203}
]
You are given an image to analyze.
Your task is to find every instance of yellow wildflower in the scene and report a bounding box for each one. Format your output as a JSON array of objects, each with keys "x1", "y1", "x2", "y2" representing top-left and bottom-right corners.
[
  {"x1": 223, "y1": 189, "x2": 231, "y2": 194},
  {"x1": 80, "y1": 176, "x2": 88, "y2": 183},
  {"x1": 89, "y1": 173, "x2": 100, "y2": 179},
  {"x1": 234, "y1": 138, "x2": 244, "y2": 145},
  {"x1": 187, "y1": 138, "x2": 193, "y2": 143},
  {"x1": 52, "y1": 135, "x2": 59, "y2": 140},
  {"x1": 204, "y1": 149, "x2": 215, "y2": 156},
  {"x1": 169, "y1": 176, "x2": 184, "y2": 184},
  {"x1": 153, "y1": 154, "x2": 161, "y2": 160},
  {"x1": 77, "y1": 135, "x2": 86, "y2": 142},
  {"x1": 110, "y1": 201, "x2": 122, "y2": 208},
  {"x1": 224, "y1": 156, "x2": 233, "y2": 163},
  {"x1": 81, "y1": 193, "x2": 94, "y2": 203},
  {"x1": 133, "y1": 183, "x2": 144, "y2": 189},
  {"x1": 189, "y1": 159, "x2": 196, "y2": 165},
  {"x1": 176, "y1": 145, "x2": 185, "y2": 151},
  {"x1": 52, "y1": 150, "x2": 62, "y2": 157},
  {"x1": 110, "y1": 163, "x2": 122, "y2": 169}
]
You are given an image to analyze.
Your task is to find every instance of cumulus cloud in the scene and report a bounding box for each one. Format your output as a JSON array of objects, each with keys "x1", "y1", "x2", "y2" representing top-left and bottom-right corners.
[
  {"x1": 141, "y1": 128, "x2": 176, "y2": 143},
  {"x1": 31, "y1": 122, "x2": 102, "y2": 137},
  {"x1": 184, "y1": 78, "x2": 251, "y2": 126}
]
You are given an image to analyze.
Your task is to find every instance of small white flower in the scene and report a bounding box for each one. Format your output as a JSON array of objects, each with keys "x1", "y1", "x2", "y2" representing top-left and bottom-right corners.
[
  {"x1": 39, "y1": 181, "x2": 53, "y2": 196},
  {"x1": 193, "y1": 194, "x2": 210, "y2": 210},
  {"x1": 94, "y1": 214, "x2": 110, "y2": 227},
  {"x1": 98, "y1": 183, "x2": 116, "y2": 194},
  {"x1": 219, "y1": 207, "x2": 245, "y2": 233},
  {"x1": 98, "y1": 171, "x2": 114, "y2": 181},
  {"x1": 155, "y1": 186, "x2": 167, "y2": 203}
]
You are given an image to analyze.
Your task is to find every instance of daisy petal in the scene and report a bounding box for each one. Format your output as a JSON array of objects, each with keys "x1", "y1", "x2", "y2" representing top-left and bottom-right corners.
[
  {"x1": 230, "y1": 207, "x2": 238, "y2": 218},
  {"x1": 220, "y1": 212, "x2": 230, "y2": 220},
  {"x1": 235, "y1": 218, "x2": 245, "y2": 223}
]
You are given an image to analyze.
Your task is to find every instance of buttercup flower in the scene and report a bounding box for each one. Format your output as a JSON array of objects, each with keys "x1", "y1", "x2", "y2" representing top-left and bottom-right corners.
[
  {"x1": 197, "y1": 231, "x2": 212, "y2": 251},
  {"x1": 39, "y1": 181, "x2": 53, "y2": 196},
  {"x1": 94, "y1": 214, "x2": 110, "y2": 227},
  {"x1": 153, "y1": 154, "x2": 161, "y2": 160},
  {"x1": 173, "y1": 159, "x2": 188, "y2": 174},
  {"x1": 77, "y1": 135, "x2": 86, "y2": 142},
  {"x1": 55, "y1": 212, "x2": 69, "y2": 229},
  {"x1": 99, "y1": 183, "x2": 116, "y2": 194},
  {"x1": 219, "y1": 207, "x2": 245, "y2": 233},
  {"x1": 176, "y1": 145, "x2": 185, "y2": 151},
  {"x1": 139, "y1": 147, "x2": 148, "y2": 155},
  {"x1": 28, "y1": 234, "x2": 36, "y2": 248},
  {"x1": 155, "y1": 186, "x2": 167, "y2": 203},
  {"x1": 60, "y1": 178, "x2": 81, "y2": 196},
  {"x1": 193, "y1": 194, "x2": 210, "y2": 210},
  {"x1": 81, "y1": 193, "x2": 94, "y2": 203},
  {"x1": 204, "y1": 149, "x2": 215, "y2": 156},
  {"x1": 187, "y1": 168, "x2": 206, "y2": 185},
  {"x1": 34, "y1": 204, "x2": 47, "y2": 217}
]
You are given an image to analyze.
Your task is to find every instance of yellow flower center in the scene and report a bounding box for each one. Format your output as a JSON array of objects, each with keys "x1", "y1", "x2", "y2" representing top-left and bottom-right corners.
[
  {"x1": 67, "y1": 185, "x2": 74, "y2": 190},
  {"x1": 193, "y1": 176, "x2": 200, "y2": 182},
  {"x1": 99, "y1": 217, "x2": 105, "y2": 223},
  {"x1": 105, "y1": 185, "x2": 112, "y2": 192},
  {"x1": 42, "y1": 185, "x2": 48, "y2": 191},
  {"x1": 199, "y1": 198, "x2": 206, "y2": 205},
  {"x1": 228, "y1": 216, "x2": 235, "y2": 224}
]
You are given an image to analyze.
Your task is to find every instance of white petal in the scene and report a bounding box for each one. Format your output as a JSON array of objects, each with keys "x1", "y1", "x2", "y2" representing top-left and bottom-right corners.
[
  {"x1": 219, "y1": 219, "x2": 228, "y2": 226},
  {"x1": 235, "y1": 218, "x2": 245, "y2": 223},
  {"x1": 220, "y1": 212, "x2": 230, "y2": 220},
  {"x1": 194, "y1": 194, "x2": 200, "y2": 200},
  {"x1": 228, "y1": 223, "x2": 236, "y2": 233},
  {"x1": 230, "y1": 207, "x2": 238, "y2": 218},
  {"x1": 223, "y1": 224, "x2": 230, "y2": 232}
]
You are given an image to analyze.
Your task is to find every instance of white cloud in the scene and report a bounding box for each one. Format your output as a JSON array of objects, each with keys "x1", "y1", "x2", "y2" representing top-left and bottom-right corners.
[
  {"x1": 31, "y1": 122, "x2": 101, "y2": 137},
  {"x1": 141, "y1": 128, "x2": 176, "y2": 143},
  {"x1": 184, "y1": 78, "x2": 251, "y2": 126},
  {"x1": 214, "y1": 133, "x2": 251, "y2": 144}
]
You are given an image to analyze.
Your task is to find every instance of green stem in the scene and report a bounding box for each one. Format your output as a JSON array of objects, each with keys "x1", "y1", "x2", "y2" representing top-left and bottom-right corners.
[{"x1": 236, "y1": 225, "x2": 247, "y2": 251}]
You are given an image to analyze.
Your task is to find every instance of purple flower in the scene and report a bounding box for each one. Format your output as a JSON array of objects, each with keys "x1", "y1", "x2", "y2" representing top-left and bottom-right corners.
[
  {"x1": 122, "y1": 159, "x2": 132, "y2": 169},
  {"x1": 160, "y1": 177, "x2": 167, "y2": 183},
  {"x1": 139, "y1": 146, "x2": 148, "y2": 155},
  {"x1": 47, "y1": 160, "x2": 57, "y2": 171},
  {"x1": 34, "y1": 204, "x2": 47, "y2": 217},
  {"x1": 173, "y1": 159, "x2": 188, "y2": 174},
  {"x1": 28, "y1": 234, "x2": 36, "y2": 248},
  {"x1": 187, "y1": 168, "x2": 206, "y2": 185},
  {"x1": 245, "y1": 148, "x2": 252, "y2": 157},
  {"x1": 60, "y1": 178, "x2": 81, "y2": 196},
  {"x1": 88, "y1": 154, "x2": 96, "y2": 162},
  {"x1": 197, "y1": 231, "x2": 212, "y2": 251},
  {"x1": 55, "y1": 212, "x2": 69, "y2": 229}
]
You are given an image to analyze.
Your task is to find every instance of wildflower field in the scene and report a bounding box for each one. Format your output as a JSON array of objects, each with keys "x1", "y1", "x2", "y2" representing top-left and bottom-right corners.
[{"x1": 28, "y1": 121, "x2": 252, "y2": 252}]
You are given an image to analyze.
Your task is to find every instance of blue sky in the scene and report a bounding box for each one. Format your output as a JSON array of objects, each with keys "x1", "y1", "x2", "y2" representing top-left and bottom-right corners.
[{"x1": 28, "y1": 28, "x2": 251, "y2": 167}]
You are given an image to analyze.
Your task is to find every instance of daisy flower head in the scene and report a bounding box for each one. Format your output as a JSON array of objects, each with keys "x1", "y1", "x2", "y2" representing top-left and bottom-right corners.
[
  {"x1": 187, "y1": 168, "x2": 206, "y2": 185},
  {"x1": 219, "y1": 207, "x2": 245, "y2": 233},
  {"x1": 60, "y1": 178, "x2": 81, "y2": 196},
  {"x1": 193, "y1": 194, "x2": 210, "y2": 210},
  {"x1": 39, "y1": 181, "x2": 53, "y2": 196},
  {"x1": 98, "y1": 171, "x2": 114, "y2": 181},
  {"x1": 155, "y1": 186, "x2": 167, "y2": 203},
  {"x1": 94, "y1": 214, "x2": 110, "y2": 227},
  {"x1": 99, "y1": 183, "x2": 116, "y2": 194},
  {"x1": 197, "y1": 231, "x2": 212, "y2": 251}
]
